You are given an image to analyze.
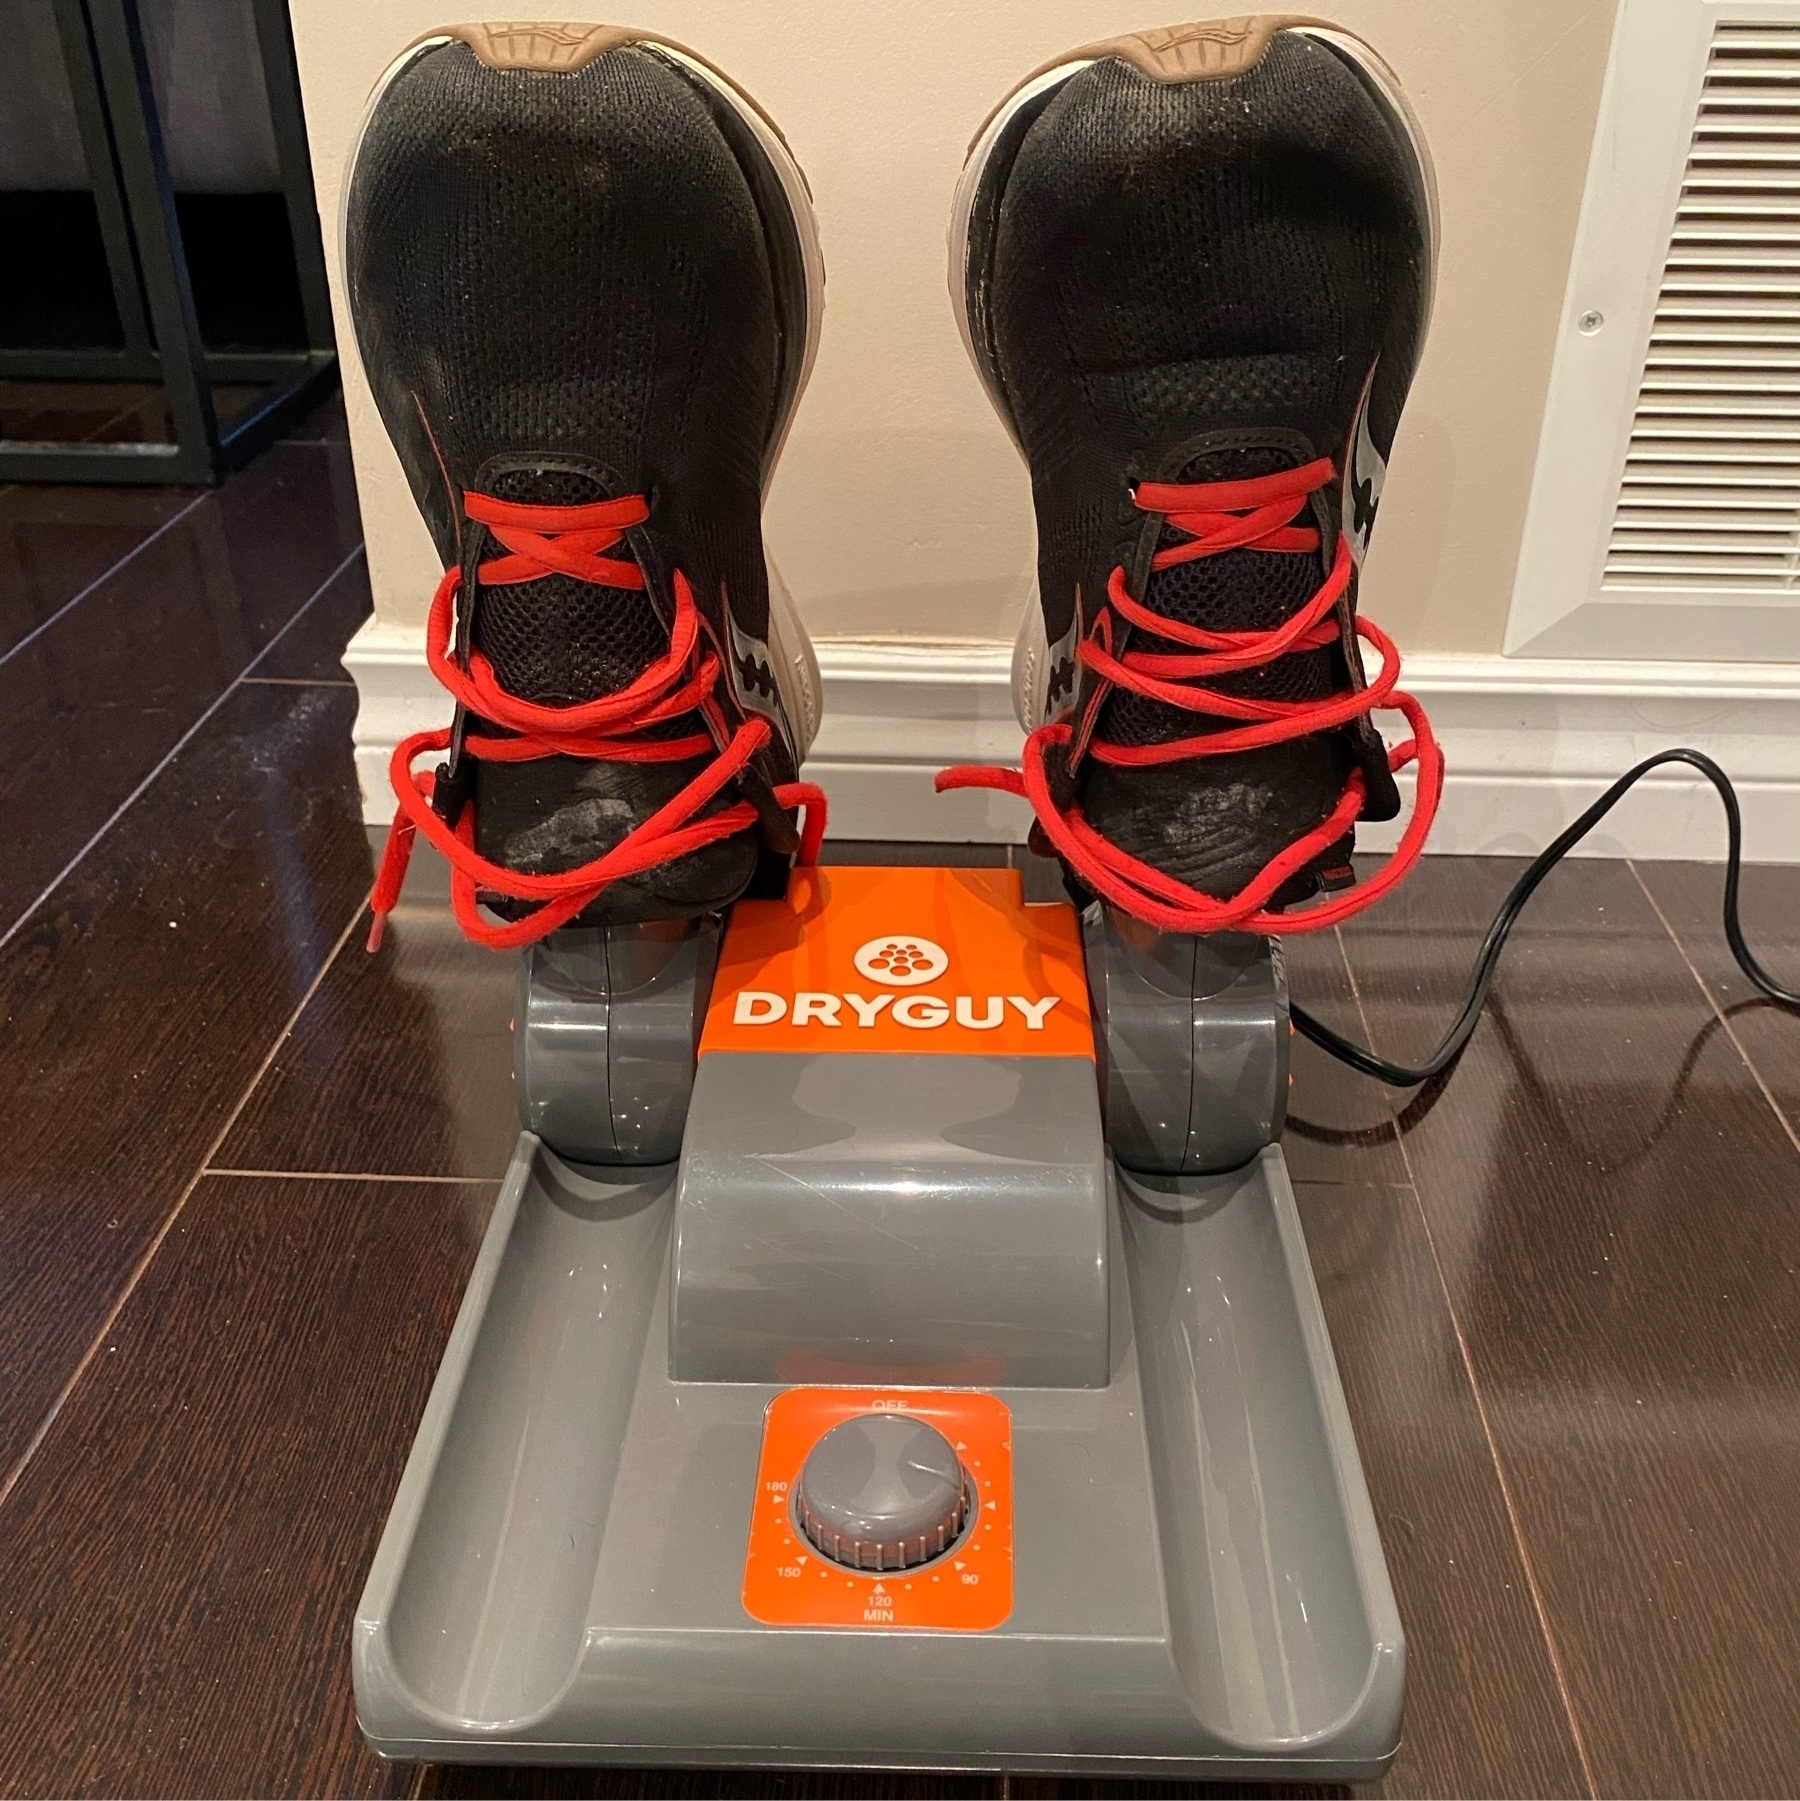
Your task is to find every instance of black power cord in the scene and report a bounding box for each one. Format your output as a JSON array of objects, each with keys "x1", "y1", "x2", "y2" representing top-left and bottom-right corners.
[{"x1": 1291, "y1": 748, "x2": 1800, "y2": 1087}]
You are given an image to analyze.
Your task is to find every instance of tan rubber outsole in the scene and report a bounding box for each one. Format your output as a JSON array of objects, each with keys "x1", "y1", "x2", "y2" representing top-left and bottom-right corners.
[{"x1": 970, "y1": 15, "x2": 1358, "y2": 155}]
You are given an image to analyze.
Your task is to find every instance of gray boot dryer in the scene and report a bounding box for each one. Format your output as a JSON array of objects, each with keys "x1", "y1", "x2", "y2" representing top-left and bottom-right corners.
[{"x1": 353, "y1": 867, "x2": 1402, "y2": 1780}]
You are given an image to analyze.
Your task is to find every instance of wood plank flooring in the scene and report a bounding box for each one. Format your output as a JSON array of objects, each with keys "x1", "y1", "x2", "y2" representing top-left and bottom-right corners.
[
  {"x1": 1, "y1": 398, "x2": 1798, "y2": 1796},
  {"x1": 1336, "y1": 858, "x2": 1800, "y2": 1798}
]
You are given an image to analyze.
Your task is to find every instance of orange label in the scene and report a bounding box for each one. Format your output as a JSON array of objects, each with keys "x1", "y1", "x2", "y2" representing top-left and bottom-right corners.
[
  {"x1": 700, "y1": 865, "x2": 1093, "y2": 1059},
  {"x1": 741, "y1": 1387, "x2": 1013, "y2": 1631}
]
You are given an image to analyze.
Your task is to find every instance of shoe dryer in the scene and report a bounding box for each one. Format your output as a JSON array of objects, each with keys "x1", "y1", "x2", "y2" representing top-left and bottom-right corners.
[{"x1": 352, "y1": 862, "x2": 1403, "y2": 1780}]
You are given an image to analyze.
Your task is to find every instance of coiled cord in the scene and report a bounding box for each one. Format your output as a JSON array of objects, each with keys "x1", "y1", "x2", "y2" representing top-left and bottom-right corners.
[{"x1": 1291, "y1": 749, "x2": 1800, "y2": 1087}]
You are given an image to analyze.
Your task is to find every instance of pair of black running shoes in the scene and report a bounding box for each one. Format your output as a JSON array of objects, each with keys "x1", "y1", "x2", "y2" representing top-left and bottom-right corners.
[{"x1": 348, "y1": 16, "x2": 1440, "y2": 949}]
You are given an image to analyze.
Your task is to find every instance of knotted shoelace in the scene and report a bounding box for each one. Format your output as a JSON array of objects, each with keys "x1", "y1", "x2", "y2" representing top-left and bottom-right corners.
[
  {"x1": 937, "y1": 459, "x2": 1439, "y2": 934},
  {"x1": 370, "y1": 489, "x2": 824, "y2": 951}
]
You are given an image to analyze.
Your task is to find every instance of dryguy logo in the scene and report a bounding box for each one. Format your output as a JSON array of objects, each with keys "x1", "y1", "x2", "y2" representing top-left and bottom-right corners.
[
  {"x1": 853, "y1": 935, "x2": 948, "y2": 986},
  {"x1": 730, "y1": 930, "x2": 1062, "y2": 1034}
]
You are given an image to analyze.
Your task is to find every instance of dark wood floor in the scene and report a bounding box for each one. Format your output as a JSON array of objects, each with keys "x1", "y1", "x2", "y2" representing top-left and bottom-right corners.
[{"x1": 2, "y1": 393, "x2": 1799, "y2": 1798}]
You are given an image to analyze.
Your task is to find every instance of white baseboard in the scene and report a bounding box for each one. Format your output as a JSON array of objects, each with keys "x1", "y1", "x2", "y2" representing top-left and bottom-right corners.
[{"x1": 344, "y1": 621, "x2": 1800, "y2": 862}]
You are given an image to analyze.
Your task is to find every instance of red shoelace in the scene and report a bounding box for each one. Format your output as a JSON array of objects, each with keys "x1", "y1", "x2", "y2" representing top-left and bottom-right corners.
[
  {"x1": 937, "y1": 458, "x2": 1441, "y2": 935},
  {"x1": 369, "y1": 488, "x2": 825, "y2": 951}
]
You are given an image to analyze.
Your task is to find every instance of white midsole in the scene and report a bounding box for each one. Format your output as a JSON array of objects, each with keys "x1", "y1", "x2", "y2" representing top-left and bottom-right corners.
[
  {"x1": 764, "y1": 548, "x2": 822, "y2": 758},
  {"x1": 341, "y1": 27, "x2": 825, "y2": 760},
  {"x1": 944, "y1": 25, "x2": 1441, "y2": 731}
]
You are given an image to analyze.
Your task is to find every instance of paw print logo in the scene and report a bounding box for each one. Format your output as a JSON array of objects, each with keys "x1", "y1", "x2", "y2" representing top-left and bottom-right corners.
[{"x1": 853, "y1": 934, "x2": 949, "y2": 988}]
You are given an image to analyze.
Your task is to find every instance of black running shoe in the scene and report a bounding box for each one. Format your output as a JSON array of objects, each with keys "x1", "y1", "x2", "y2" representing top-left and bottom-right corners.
[
  {"x1": 345, "y1": 22, "x2": 824, "y2": 948},
  {"x1": 941, "y1": 17, "x2": 1442, "y2": 933}
]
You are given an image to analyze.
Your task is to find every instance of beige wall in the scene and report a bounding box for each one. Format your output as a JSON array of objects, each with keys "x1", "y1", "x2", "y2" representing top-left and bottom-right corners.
[{"x1": 291, "y1": 0, "x2": 1618, "y2": 657}]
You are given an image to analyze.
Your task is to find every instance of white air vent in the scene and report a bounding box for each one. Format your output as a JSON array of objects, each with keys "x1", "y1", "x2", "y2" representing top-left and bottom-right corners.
[
  {"x1": 1605, "y1": 22, "x2": 1800, "y2": 592},
  {"x1": 1510, "y1": 1, "x2": 1800, "y2": 660}
]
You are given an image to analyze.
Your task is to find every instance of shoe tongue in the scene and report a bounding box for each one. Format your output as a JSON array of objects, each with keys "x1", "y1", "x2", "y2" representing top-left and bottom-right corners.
[
  {"x1": 1142, "y1": 442, "x2": 1319, "y2": 638},
  {"x1": 1168, "y1": 443, "x2": 1298, "y2": 486},
  {"x1": 1097, "y1": 436, "x2": 1336, "y2": 752},
  {"x1": 480, "y1": 464, "x2": 613, "y2": 509},
  {"x1": 468, "y1": 461, "x2": 665, "y2": 707}
]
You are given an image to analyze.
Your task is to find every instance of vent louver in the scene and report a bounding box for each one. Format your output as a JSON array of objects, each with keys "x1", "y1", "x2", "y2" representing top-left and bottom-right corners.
[{"x1": 1605, "y1": 21, "x2": 1800, "y2": 592}]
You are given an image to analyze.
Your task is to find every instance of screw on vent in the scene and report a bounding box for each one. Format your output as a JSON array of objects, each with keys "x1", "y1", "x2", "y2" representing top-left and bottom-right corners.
[{"x1": 794, "y1": 1414, "x2": 969, "y2": 1571}]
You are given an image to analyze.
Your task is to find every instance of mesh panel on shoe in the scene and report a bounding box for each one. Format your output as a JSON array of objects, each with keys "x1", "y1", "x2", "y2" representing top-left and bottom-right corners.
[
  {"x1": 470, "y1": 466, "x2": 665, "y2": 706},
  {"x1": 1114, "y1": 353, "x2": 1343, "y2": 443},
  {"x1": 1101, "y1": 442, "x2": 1339, "y2": 749}
]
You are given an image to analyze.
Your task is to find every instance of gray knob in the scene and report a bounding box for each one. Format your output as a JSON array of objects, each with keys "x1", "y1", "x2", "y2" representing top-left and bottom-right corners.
[{"x1": 794, "y1": 1413, "x2": 968, "y2": 1571}]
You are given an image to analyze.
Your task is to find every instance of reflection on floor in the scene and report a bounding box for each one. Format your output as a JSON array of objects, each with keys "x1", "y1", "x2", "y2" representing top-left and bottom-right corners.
[{"x1": 1, "y1": 398, "x2": 1798, "y2": 1798}]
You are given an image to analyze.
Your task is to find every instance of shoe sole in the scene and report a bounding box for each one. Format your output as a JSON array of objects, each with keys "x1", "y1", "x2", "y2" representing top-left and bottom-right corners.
[
  {"x1": 343, "y1": 22, "x2": 824, "y2": 755},
  {"x1": 944, "y1": 18, "x2": 1438, "y2": 732}
]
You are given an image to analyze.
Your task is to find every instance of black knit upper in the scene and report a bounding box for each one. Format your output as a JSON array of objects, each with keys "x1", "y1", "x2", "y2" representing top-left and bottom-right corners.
[
  {"x1": 971, "y1": 30, "x2": 1430, "y2": 902},
  {"x1": 346, "y1": 38, "x2": 805, "y2": 920}
]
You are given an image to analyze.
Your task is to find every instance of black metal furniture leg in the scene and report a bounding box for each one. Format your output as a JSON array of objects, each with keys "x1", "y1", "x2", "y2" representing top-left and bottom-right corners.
[{"x1": 80, "y1": 0, "x2": 220, "y2": 482}]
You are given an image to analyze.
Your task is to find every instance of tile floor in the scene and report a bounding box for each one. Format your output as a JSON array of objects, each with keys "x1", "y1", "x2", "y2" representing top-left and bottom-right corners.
[{"x1": 1, "y1": 394, "x2": 1798, "y2": 1798}]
